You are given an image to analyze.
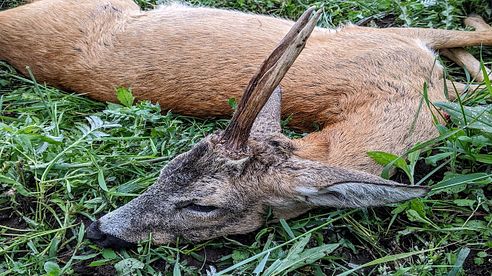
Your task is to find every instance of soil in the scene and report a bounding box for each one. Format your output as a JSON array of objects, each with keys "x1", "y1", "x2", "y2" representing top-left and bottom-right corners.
[
  {"x1": 0, "y1": 208, "x2": 26, "y2": 230},
  {"x1": 73, "y1": 262, "x2": 117, "y2": 276},
  {"x1": 0, "y1": 187, "x2": 34, "y2": 230},
  {"x1": 463, "y1": 249, "x2": 492, "y2": 275}
]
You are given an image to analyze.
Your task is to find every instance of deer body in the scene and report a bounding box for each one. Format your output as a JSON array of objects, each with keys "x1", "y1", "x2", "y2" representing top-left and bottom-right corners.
[
  {"x1": 0, "y1": 0, "x2": 452, "y2": 174},
  {"x1": 1, "y1": 0, "x2": 491, "y2": 246},
  {"x1": 0, "y1": 1, "x2": 439, "y2": 124}
]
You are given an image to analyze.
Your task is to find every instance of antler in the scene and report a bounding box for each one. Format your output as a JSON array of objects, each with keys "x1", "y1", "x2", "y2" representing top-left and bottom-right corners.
[{"x1": 222, "y1": 7, "x2": 322, "y2": 151}]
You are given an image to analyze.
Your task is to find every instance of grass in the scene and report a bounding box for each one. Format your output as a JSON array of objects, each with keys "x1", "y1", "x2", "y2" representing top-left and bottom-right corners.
[{"x1": 1, "y1": 0, "x2": 491, "y2": 275}]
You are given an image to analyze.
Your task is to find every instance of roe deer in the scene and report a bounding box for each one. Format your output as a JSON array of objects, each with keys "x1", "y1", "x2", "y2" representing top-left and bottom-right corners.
[{"x1": 0, "y1": 0, "x2": 491, "y2": 246}]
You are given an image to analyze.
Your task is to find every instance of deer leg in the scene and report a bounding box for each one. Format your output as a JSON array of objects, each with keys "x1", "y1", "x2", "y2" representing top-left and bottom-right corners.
[
  {"x1": 374, "y1": 15, "x2": 491, "y2": 76},
  {"x1": 464, "y1": 15, "x2": 492, "y2": 31},
  {"x1": 375, "y1": 14, "x2": 492, "y2": 49},
  {"x1": 440, "y1": 15, "x2": 492, "y2": 82},
  {"x1": 373, "y1": 28, "x2": 492, "y2": 49},
  {"x1": 445, "y1": 80, "x2": 482, "y2": 100},
  {"x1": 436, "y1": 16, "x2": 491, "y2": 90},
  {"x1": 440, "y1": 48, "x2": 489, "y2": 82},
  {"x1": 421, "y1": 29, "x2": 492, "y2": 49},
  {"x1": 425, "y1": 15, "x2": 492, "y2": 49}
]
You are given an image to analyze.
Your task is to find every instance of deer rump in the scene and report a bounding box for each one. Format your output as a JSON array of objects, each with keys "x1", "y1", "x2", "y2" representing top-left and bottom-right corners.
[{"x1": 1, "y1": 0, "x2": 490, "y2": 247}]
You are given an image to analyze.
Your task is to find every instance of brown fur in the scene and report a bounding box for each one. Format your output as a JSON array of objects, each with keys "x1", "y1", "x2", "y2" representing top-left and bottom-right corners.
[
  {"x1": 1, "y1": 1, "x2": 491, "y2": 175},
  {"x1": 1, "y1": 0, "x2": 491, "y2": 245}
]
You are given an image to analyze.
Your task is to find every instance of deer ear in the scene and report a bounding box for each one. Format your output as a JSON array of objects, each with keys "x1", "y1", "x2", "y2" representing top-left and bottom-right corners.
[
  {"x1": 285, "y1": 158, "x2": 428, "y2": 208},
  {"x1": 295, "y1": 181, "x2": 428, "y2": 208},
  {"x1": 250, "y1": 86, "x2": 282, "y2": 138}
]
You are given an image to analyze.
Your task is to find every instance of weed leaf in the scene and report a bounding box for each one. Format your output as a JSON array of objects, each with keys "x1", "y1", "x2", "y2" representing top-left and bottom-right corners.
[
  {"x1": 367, "y1": 151, "x2": 411, "y2": 180},
  {"x1": 116, "y1": 87, "x2": 135, "y2": 107},
  {"x1": 430, "y1": 173, "x2": 491, "y2": 195},
  {"x1": 253, "y1": 251, "x2": 270, "y2": 275},
  {"x1": 114, "y1": 258, "x2": 144, "y2": 275},
  {"x1": 43, "y1": 261, "x2": 61, "y2": 276},
  {"x1": 448, "y1": 247, "x2": 470, "y2": 276},
  {"x1": 435, "y1": 102, "x2": 492, "y2": 133}
]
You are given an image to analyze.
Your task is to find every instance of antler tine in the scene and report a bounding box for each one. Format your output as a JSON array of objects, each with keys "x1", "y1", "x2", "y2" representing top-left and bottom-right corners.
[{"x1": 222, "y1": 7, "x2": 322, "y2": 151}]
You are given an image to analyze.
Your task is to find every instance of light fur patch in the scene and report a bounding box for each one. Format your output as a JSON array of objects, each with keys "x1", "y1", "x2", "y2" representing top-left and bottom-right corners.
[{"x1": 297, "y1": 182, "x2": 426, "y2": 208}]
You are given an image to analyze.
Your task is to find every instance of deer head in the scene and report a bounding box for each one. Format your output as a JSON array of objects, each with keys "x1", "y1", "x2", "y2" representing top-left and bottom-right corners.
[{"x1": 86, "y1": 8, "x2": 428, "y2": 247}]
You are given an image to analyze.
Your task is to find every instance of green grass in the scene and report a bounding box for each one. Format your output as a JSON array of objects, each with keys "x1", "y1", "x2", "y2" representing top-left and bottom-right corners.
[{"x1": 1, "y1": 0, "x2": 492, "y2": 275}]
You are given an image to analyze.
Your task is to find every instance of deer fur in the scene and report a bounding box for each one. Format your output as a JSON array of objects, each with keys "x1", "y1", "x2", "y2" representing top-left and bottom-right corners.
[{"x1": 1, "y1": 0, "x2": 491, "y2": 246}]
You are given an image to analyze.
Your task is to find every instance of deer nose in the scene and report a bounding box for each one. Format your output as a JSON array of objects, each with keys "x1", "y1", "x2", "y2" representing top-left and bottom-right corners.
[{"x1": 86, "y1": 220, "x2": 135, "y2": 249}]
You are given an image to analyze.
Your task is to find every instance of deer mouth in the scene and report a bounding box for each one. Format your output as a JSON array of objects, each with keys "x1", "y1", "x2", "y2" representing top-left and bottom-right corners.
[{"x1": 86, "y1": 220, "x2": 136, "y2": 249}]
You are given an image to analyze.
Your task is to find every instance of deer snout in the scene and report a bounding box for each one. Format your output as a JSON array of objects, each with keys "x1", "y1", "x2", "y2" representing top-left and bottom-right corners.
[{"x1": 86, "y1": 220, "x2": 135, "y2": 249}]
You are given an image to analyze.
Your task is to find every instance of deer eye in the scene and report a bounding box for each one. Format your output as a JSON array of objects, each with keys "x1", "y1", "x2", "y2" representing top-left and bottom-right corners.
[{"x1": 180, "y1": 202, "x2": 218, "y2": 213}]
